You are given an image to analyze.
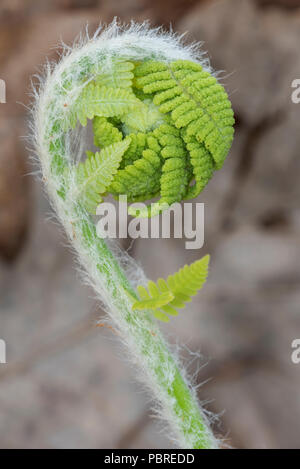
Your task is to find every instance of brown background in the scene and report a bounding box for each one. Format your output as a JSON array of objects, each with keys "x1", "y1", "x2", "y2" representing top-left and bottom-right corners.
[{"x1": 0, "y1": 0, "x2": 300, "y2": 449}]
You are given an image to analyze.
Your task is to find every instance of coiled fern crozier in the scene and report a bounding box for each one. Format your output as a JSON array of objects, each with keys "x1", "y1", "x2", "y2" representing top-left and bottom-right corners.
[
  {"x1": 32, "y1": 21, "x2": 234, "y2": 449},
  {"x1": 70, "y1": 55, "x2": 234, "y2": 217}
]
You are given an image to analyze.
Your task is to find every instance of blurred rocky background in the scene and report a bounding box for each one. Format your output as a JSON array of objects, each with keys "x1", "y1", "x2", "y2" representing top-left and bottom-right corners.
[{"x1": 0, "y1": 0, "x2": 300, "y2": 449}]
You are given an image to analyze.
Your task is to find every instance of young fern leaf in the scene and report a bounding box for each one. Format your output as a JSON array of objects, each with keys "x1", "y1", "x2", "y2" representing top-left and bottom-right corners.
[
  {"x1": 69, "y1": 84, "x2": 138, "y2": 128},
  {"x1": 135, "y1": 59, "x2": 234, "y2": 168},
  {"x1": 133, "y1": 287, "x2": 174, "y2": 310},
  {"x1": 76, "y1": 138, "x2": 131, "y2": 213},
  {"x1": 133, "y1": 255, "x2": 210, "y2": 322}
]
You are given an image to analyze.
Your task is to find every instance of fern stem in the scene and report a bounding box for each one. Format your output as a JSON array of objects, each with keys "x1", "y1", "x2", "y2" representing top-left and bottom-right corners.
[
  {"x1": 33, "y1": 23, "x2": 218, "y2": 449},
  {"x1": 76, "y1": 207, "x2": 216, "y2": 449}
]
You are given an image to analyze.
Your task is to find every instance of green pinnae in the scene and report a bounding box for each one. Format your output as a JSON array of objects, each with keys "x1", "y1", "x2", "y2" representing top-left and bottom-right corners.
[{"x1": 67, "y1": 59, "x2": 234, "y2": 217}]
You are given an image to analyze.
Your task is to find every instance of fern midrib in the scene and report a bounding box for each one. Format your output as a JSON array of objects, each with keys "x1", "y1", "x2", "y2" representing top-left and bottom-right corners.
[{"x1": 87, "y1": 98, "x2": 137, "y2": 108}]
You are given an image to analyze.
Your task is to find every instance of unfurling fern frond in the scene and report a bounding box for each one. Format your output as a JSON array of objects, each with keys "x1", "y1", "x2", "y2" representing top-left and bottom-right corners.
[
  {"x1": 132, "y1": 255, "x2": 210, "y2": 322},
  {"x1": 76, "y1": 138, "x2": 130, "y2": 213},
  {"x1": 36, "y1": 25, "x2": 227, "y2": 451},
  {"x1": 68, "y1": 57, "x2": 234, "y2": 217}
]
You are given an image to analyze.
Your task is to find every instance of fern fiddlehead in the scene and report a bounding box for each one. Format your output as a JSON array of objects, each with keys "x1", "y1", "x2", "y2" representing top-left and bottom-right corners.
[
  {"x1": 32, "y1": 22, "x2": 234, "y2": 449},
  {"x1": 67, "y1": 50, "x2": 234, "y2": 217}
]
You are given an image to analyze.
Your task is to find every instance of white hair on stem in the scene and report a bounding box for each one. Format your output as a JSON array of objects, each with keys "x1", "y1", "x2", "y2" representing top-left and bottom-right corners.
[{"x1": 30, "y1": 19, "x2": 219, "y2": 449}]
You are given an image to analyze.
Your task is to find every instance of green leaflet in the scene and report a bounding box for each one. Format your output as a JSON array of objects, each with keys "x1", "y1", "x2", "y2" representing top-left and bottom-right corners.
[
  {"x1": 135, "y1": 60, "x2": 234, "y2": 170},
  {"x1": 132, "y1": 255, "x2": 210, "y2": 322},
  {"x1": 68, "y1": 58, "x2": 234, "y2": 217},
  {"x1": 69, "y1": 84, "x2": 138, "y2": 128},
  {"x1": 182, "y1": 131, "x2": 214, "y2": 199},
  {"x1": 76, "y1": 138, "x2": 131, "y2": 213},
  {"x1": 133, "y1": 290, "x2": 174, "y2": 311},
  {"x1": 94, "y1": 60, "x2": 134, "y2": 89}
]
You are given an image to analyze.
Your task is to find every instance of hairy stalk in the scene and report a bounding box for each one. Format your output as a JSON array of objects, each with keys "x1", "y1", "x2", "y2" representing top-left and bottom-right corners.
[{"x1": 32, "y1": 21, "x2": 222, "y2": 449}]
